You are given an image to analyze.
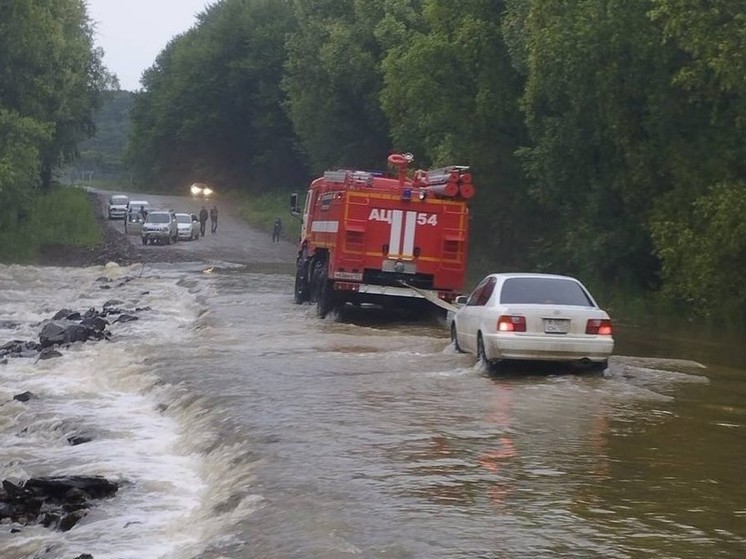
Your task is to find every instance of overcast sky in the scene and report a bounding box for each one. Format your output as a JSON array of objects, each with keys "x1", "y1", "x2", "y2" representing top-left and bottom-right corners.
[{"x1": 87, "y1": 0, "x2": 213, "y2": 91}]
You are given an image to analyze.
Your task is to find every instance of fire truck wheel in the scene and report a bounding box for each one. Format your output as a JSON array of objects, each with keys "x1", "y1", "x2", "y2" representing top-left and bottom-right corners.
[
  {"x1": 317, "y1": 280, "x2": 334, "y2": 318},
  {"x1": 451, "y1": 323, "x2": 464, "y2": 353},
  {"x1": 294, "y1": 262, "x2": 310, "y2": 304}
]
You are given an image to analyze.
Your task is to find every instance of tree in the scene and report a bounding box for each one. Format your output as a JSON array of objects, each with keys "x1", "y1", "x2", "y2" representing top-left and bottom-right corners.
[
  {"x1": 282, "y1": 0, "x2": 391, "y2": 173},
  {"x1": 127, "y1": 0, "x2": 305, "y2": 191},
  {"x1": 0, "y1": 0, "x2": 111, "y2": 190},
  {"x1": 378, "y1": 0, "x2": 533, "y2": 269}
]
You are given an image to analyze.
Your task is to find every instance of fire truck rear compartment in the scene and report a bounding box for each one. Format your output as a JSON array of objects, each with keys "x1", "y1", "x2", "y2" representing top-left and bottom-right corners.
[{"x1": 362, "y1": 269, "x2": 434, "y2": 290}]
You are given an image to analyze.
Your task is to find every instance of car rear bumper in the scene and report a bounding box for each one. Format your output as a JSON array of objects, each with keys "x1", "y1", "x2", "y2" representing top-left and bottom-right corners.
[
  {"x1": 108, "y1": 209, "x2": 127, "y2": 218},
  {"x1": 484, "y1": 333, "x2": 613, "y2": 362}
]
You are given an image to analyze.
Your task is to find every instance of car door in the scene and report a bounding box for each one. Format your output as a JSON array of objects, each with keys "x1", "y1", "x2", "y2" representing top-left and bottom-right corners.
[{"x1": 456, "y1": 277, "x2": 493, "y2": 353}]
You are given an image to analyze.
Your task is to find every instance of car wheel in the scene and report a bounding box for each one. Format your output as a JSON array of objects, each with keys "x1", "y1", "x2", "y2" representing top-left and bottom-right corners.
[
  {"x1": 477, "y1": 332, "x2": 488, "y2": 363},
  {"x1": 451, "y1": 323, "x2": 464, "y2": 353}
]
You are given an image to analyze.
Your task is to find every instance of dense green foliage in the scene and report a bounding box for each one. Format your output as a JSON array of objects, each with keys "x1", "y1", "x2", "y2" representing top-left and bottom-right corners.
[
  {"x1": 71, "y1": 90, "x2": 135, "y2": 183},
  {"x1": 0, "y1": 0, "x2": 110, "y2": 257}
]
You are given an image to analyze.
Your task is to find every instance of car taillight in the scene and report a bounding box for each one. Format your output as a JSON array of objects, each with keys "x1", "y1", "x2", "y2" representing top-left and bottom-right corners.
[
  {"x1": 497, "y1": 315, "x2": 526, "y2": 332},
  {"x1": 586, "y1": 319, "x2": 613, "y2": 335}
]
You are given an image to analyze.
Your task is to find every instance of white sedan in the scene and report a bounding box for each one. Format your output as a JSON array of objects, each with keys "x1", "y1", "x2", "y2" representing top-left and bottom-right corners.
[
  {"x1": 450, "y1": 273, "x2": 614, "y2": 371},
  {"x1": 175, "y1": 213, "x2": 200, "y2": 241}
]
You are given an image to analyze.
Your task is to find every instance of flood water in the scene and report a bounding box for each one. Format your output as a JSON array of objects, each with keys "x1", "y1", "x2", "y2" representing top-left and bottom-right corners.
[{"x1": 0, "y1": 262, "x2": 744, "y2": 559}]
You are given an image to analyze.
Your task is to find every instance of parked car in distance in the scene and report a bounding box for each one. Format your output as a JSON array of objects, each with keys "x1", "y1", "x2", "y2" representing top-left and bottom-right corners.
[
  {"x1": 450, "y1": 273, "x2": 614, "y2": 371},
  {"x1": 141, "y1": 210, "x2": 178, "y2": 245},
  {"x1": 124, "y1": 200, "x2": 151, "y2": 235},
  {"x1": 175, "y1": 213, "x2": 200, "y2": 241},
  {"x1": 190, "y1": 182, "x2": 214, "y2": 198},
  {"x1": 107, "y1": 195, "x2": 129, "y2": 220}
]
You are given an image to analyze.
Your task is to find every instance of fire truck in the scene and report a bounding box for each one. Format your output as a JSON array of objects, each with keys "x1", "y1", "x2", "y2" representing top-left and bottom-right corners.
[{"x1": 292, "y1": 153, "x2": 475, "y2": 317}]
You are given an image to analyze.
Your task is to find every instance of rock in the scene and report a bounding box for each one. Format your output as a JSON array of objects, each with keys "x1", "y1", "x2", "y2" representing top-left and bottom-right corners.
[
  {"x1": 103, "y1": 299, "x2": 124, "y2": 308},
  {"x1": 38, "y1": 347, "x2": 63, "y2": 360},
  {"x1": 114, "y1": 314, "x2": 138, "y2": 324},
  {"x1": 74, "y1": 554, "x2": 94, "y2": 559},
  {"x1": 25, "y1": 476, "x2": 118, "y2": 500},
  {"x1": 39, "y1": 321, "x2": 94, "y2": 348},
  {"x1": 13, "y1": 391, "x2": 36, "y2": 403},
  {"x1": 1, "y1": 340, "x2": 40, "y2": 356},
  {"x1": 0, "y1": 320, "x2": 21, "y2": 329},
  {"x1": 81, "y1": 316, "x2": 108, "y2": 332},
  {"x1": 52, "y1": 309, "x2": 75, "y2": 320},
  {"x1": 67, "y1": 435, "x2": 93, "y2": 446},
  {"x1": 1, "y1": 476, "x2": 117, "y2": 531}
]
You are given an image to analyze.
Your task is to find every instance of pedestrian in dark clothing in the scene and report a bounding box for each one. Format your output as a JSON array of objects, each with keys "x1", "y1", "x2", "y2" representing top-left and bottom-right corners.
[
  {"x1": 139, "y1": 205, "x2": 148, "y2": 221},
  {"x1": 272, "y1": 217, "x2": 282, "y2": 242},
  {"x1": 210, "y1": 205, "x2": 219, "y2": 233},
  {"x1": 199, "y1": 206, "x2": 208, "y2": 237}
]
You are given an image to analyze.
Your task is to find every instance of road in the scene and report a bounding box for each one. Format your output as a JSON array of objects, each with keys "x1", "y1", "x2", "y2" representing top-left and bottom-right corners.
[{"x1": 96, "y1": 190, "x2": 298, "y2": 269}]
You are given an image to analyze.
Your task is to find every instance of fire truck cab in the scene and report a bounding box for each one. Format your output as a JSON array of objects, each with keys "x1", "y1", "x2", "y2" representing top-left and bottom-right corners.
[{"x1": 293, "y1": 153, "x2": 474, "y2": 317}]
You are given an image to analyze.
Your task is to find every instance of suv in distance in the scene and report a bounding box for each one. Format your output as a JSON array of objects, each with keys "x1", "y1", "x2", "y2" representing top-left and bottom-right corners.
[
  {"x1": 141, "y1": 210, "x2": 178, "y2": 245},
  {"x1": 107, "y1": 195, "x2": 129, "y2": 220}
]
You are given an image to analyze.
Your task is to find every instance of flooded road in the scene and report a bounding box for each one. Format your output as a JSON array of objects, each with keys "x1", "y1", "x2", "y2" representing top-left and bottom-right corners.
[{"x1": 1, "y1": 261, "x2": 744, "y2": 559}]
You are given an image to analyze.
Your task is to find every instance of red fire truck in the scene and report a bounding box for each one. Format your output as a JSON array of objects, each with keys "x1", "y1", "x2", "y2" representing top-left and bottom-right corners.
[{"x1": 292, "y1": 153, "x2": 475, "y2": 317}]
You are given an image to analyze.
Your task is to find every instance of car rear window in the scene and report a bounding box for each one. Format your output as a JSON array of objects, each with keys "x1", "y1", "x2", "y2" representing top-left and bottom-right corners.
[
  {"x1": 147, "y1": 213, "x2": 170, "y2": 223},
  {"x1": 176, "y1": 215, "x2": 191, "y2": 223},
  {"x1": 110, "y1": 196, "x2": 128, "y2": 204},
  {"x1": 500, "y1": 277, "x2": 594, "y2": 306}
]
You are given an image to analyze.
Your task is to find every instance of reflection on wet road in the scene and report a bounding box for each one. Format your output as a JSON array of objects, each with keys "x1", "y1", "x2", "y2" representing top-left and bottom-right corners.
[{"x1": 160, "y1": 267, "x2": 744, "y2": 558}]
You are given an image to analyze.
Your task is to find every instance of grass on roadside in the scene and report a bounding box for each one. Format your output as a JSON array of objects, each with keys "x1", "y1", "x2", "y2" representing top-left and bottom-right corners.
[
  {"x1": 230, "y1": 190, "x2": 301, "y2": 245},
  {"x1": 0, "y1": 186, "x2": 101, "y2": 263}
]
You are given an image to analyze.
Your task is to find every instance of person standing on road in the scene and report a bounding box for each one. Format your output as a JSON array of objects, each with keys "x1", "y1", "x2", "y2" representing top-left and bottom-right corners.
[
  {"x1": 199, "y1": 206, "x2": 209, "y2": 237},
  {"x1": 210, "y1": 205, "x2": 219, "y2": 234},
  {"x1": 272, "y1": 217, "x2": 282, "y2": 243}
]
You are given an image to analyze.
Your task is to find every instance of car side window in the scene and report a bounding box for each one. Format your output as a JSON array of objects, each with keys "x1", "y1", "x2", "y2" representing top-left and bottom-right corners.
[
  {"x1": 476, "y1": 277, "x2": 496, "y2": 306},
  {"x1": 466, "y1": 277, "x2": 491, "y2": 306}
]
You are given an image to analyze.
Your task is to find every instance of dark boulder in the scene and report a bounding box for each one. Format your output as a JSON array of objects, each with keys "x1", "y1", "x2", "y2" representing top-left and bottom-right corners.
[
  {"x1": 52, "y1": 309, "x2": 75, "y2": 320},
  {"x1": 67, "y1": 435, "x2": 93, "y2": 446},
  {"x1": 38, "y1": 347, "x2": 63, "y2": 360},
  {"x1": 25, "y1": 476, "x2": 118, "y2": 500},
  {"x1": 39, "y1": 321, "x2": 94, "y2": 348},
  {"x1": 1, "y1": 340, "x2": 41, "y2": 357},
  {"x1": 13, "y1": 391, "x2": 36, "y2": 403},
  {"x1": 0, "y1": 475, "x2": 119, "y2": 531},
  {"x1": 114, "y1": 314, "x2": 138, "y2": 324},
  {"x1": 59, "y1": 509, "x2": 86, "y2": 531},
  {"x1": 81, "y1": 316, "x2": 108, "y2": 332}
]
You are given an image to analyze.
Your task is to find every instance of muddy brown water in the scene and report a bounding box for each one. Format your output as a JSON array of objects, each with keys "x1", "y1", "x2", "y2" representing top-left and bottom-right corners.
[{"x1": 0, "y1": 193, "x2": 743, "y2": 557}]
